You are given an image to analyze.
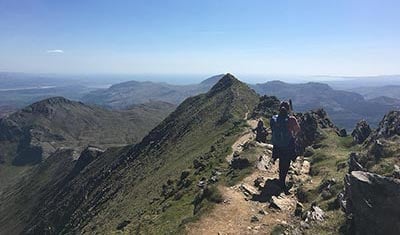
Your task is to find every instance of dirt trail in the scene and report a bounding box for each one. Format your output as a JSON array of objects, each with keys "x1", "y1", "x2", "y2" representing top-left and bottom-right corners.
[{"x1": 186, "y1": 119, "x2": 310, "y2": 235}]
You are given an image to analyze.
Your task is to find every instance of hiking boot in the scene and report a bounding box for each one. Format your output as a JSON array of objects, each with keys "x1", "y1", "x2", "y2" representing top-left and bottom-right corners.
[{"x1": 283, "y1": 188, "x2": 291, "y2": 195}]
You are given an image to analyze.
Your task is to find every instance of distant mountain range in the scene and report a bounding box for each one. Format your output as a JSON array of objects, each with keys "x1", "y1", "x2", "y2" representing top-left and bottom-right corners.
[
  {"x1": 251, "y1": 81, "x2": 399, "y2": 129},
  {"x1": 348, "y1": 85, "x2": 400, "y2": 100},
  {"x1": 321, "y1": 75, "x2": 400, "y2": 89},
  {"x1": 1, "y1": 72, "x2": 399, "y2": 129},
  {"x1": 82, "y1": 74, "x2": 224, "y2": 108},
  {"x1": 83, "y1": 76, "x2": 399, "y2": 129}
]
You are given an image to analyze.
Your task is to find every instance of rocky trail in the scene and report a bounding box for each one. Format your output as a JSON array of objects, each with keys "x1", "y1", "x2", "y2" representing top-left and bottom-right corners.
[{"x1": 186, "y1": 119, "x2": 314, "y2": 234}]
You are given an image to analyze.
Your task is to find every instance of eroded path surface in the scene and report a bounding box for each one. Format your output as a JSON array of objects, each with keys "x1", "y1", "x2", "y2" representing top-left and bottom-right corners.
[{"x1": 186, "y1": 119, "x2": 311, "y2": 235}]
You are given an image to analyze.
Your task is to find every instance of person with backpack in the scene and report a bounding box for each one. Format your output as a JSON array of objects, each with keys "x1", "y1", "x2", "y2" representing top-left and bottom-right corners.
[
  {"x1": 270, "y1": 101, "x2": 300, "y2": 195},
  {"x1": 254, "y1": 119, "x2": 268, "y2": 143}
]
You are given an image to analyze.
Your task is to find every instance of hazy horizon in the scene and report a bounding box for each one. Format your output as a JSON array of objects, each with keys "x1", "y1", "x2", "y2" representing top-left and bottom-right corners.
[{"x1": 1, "y1": 71, "x2": 400, "y2": 86}]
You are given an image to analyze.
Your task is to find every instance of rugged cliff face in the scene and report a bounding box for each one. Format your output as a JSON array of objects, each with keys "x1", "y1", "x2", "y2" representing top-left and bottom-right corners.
[
  {"x1": 351, "y1": 120, "x2": 372, "y2": 144},
  {"x1": 343, "y1": 171, "x2": 400, "y2": 235},
  {"x1": 350, "y1": 111, "x2": 400, "y2": 174},
  {"x1": 341, "y1": 110, "x2": 400, "y2": 235}
]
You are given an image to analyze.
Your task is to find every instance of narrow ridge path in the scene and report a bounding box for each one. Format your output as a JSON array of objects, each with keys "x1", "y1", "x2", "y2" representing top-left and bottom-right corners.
[{"x1": 186, "y1": 118, "x2": 311, "y2": 235}]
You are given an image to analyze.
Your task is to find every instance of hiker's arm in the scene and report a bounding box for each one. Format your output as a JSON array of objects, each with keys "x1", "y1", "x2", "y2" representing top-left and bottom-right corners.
[{"x1": 289, "y1": 117, "x2": 300, "y2": 135}]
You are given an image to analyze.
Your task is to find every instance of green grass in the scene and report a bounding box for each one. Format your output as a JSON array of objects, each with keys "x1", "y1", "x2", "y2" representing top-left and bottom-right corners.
[
  {"x1": 297, "y1": 129, "x2": 359, "y2": 234},
  {"x1": 305, "y1": 210, "x2": 347, "y2": 235},
  {"x1": 367, "y1": 137, "x2": 400, "y2": 176}
]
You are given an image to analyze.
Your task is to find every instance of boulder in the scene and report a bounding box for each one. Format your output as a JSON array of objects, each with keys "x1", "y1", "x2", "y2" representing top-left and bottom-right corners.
[
  {"x1": 348, "y1": 153, "x2": 366, "y2": 173},
  {"x1": 343, "y1": 171, "x2": 400, "y2": 235},
  {"x1": 393, "y1": 165, "x2": 400, "y2": 179},
  {"x1": 257, "y1": 155, "x2": 271, "y2": 171},
  {"x1": 269, "y1": 196, "x2": 293, "y2": 211},
  {"x1": 338, "y1": 128, "x2": 347, "y2": 137},
  {"x1": 351, "y1": 120, "x2": 372, "y2": 144},
  {"x1": 197, "y1": 178, "x2": 207, "y2": 188},
  {"x1": 304, "y1": 206, "x2": 325, "y2": 222},
  {"x1": 294, "y1": 202, "x2": 303, "y2": 217},
  {"x1": 209, "y1": 175, "x2": 218, "y2": 183},
  {"x1": 240, "y1": 184, "x2": 258, "y2": 197}
]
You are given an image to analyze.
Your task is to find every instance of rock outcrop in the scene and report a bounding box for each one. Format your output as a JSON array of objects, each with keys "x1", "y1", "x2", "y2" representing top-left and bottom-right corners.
[
  {"x1": 251, "y1": 95, "x2": 280, "y2": 118},
  {"x1": 295, "y1": 108, "x2": 338, "y2": 153},
  {"x1": 364, "y1": 110, "x2": 400, "y2": 147},
  {"x1": 374, "y1": 110, "x2": 400, "y2": 139},
  {"x1": 70, "y1": 146, "x2": 105, "y2": 176},
  {"x1": 338, "y1": 128, "x2": 347, "y2": 137},
  {"x1": 351, "y1": 120, "x2": 371, "y2": 144},
  {"x1": 353, "y1": 111, "x2": 400, "y2": 171},
  {"x1": 343, "y1": 171, "x2": 400, "y2": 235}
]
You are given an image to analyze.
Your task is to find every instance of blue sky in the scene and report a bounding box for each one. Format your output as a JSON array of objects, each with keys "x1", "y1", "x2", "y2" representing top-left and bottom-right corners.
[{"x1": 0, "y1": 0, "x2": 399, "y2": 76}]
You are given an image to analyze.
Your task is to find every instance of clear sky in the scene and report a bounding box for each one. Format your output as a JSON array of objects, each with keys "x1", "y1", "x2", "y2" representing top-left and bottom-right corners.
[{"x1": 0, "y1": 0, "x2": 399, "y2": 76}]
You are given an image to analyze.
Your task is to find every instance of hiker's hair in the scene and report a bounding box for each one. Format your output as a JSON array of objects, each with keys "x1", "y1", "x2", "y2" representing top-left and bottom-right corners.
[{"x1": 279, "y1": 101, "x2": 290, "y2": 116}]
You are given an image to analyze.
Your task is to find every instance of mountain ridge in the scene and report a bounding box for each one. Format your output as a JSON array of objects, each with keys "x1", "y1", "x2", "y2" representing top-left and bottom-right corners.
[{"x1": 4, "y1": 74, "x2": 259, "y2": 234}]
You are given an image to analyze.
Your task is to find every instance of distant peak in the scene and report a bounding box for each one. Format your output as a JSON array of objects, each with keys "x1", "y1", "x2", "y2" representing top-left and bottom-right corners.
[
  {"x1": 22, "y1": 97, "x2": 75, "y2": 115},
  {"x1": 31, "y1": 97, "x2": 72, "y2": 106},
  {"x1": 200, "y1": 74, "x2": 225, "y2": 85},
  {"x1": 208, "y1": 73, "x2": 242, "y2": 94}
]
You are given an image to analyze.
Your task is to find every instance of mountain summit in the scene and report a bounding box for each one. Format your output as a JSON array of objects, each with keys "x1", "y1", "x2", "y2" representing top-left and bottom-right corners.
[{"x1": 208, "y1": 73, "x2": 243, "y2": 94}]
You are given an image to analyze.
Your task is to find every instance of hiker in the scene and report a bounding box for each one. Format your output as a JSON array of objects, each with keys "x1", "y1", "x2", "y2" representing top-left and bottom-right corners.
[
  {"x1": 254, "y1": 119, "x2": 268, "y2": 143},
  {"x1": 270, "y1": 101, "x2": 300, "y2": 194}
]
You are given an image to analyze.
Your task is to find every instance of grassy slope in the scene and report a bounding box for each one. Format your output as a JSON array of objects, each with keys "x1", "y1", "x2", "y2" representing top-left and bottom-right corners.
[
  {"x1": 302, "y1": 129, "x2": 360, "y2": 235},
  {"x1": 0, "y1": 99, "x2": 174, "y2": 190}
]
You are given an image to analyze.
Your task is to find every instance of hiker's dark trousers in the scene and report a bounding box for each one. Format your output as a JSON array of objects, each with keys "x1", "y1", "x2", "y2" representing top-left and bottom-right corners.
[
  {"x1": 279, "y1": 157, "x2": 291, "y2": 188},
  {"x1": 272, "y1": 142, "x2": 296, "y2": 188}
]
